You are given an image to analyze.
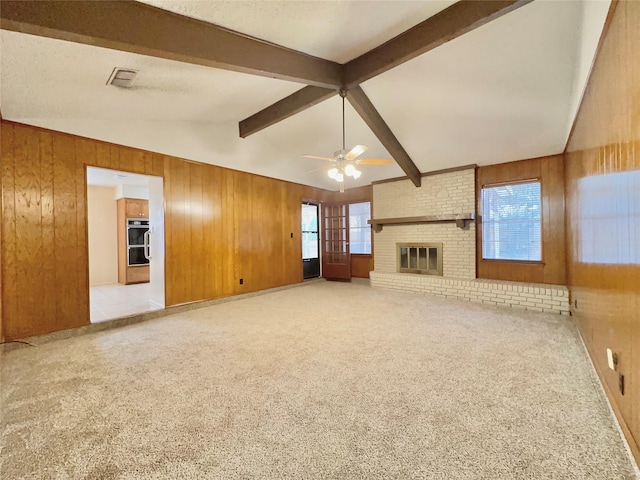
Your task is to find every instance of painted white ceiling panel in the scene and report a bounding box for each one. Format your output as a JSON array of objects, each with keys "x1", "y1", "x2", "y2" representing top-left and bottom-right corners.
[
  {"x1": 0, "y1": 30, "x2": 301, "y2": 122},
  {"x1": 137, "y1": 0, "x2": 458, "y2": 63},
  {"x1": 362, "y1": 0, "x2": 602, "y2": 172},
  {"x1": 0, "y1": 0, "x2": 611, "y2": 189},
  {"x1": 565, "y1": 0, "x2": 611, "y2": 145}
]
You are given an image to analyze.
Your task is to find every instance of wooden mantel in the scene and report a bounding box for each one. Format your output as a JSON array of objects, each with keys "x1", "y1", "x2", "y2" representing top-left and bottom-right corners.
[{"x1": 368, "y1": 213, "x2": 475, "y2": 232}]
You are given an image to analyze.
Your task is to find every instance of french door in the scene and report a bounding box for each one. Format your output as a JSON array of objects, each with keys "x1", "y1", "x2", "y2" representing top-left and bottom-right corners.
[{"x1": 322, "y1": 202, "x2": 351, "y2": 280}]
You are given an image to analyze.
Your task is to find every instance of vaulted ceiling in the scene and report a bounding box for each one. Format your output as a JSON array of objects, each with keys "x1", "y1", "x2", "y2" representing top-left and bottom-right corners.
[{"x1": 0, "y1": 0, "x2": 610, "y2": 191}]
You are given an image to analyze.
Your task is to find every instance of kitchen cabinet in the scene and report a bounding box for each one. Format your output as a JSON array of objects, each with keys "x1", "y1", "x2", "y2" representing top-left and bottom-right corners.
[
  {"x1": 125, "y1": 198, "x2": 149, "y2": 218},
  {"x1": 117, "y1": 198, "x2": 150, "y2": 284}
]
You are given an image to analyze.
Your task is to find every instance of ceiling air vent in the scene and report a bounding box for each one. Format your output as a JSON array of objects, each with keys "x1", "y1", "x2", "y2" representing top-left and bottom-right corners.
[{"x1": 107, "y1": 68, "x2": 138, "y2": 88}]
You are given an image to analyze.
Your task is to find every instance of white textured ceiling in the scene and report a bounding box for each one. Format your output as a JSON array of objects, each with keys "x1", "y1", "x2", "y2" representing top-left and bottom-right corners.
[
  {"x1": 87, "y1": 167, "x2": 150, "y2": 187},
  {"x1": 0, "y1": 0, "x2": 611, "y2": 191},
  {"x1": 361, "y1": 0, "x2": 611, "y2": 171},
  {"x1": 137, "y1": 0, "x2": 458, "y2": 64},
  {"x1": 0, "y1": 30, "x2": 301, "y2": 122}
]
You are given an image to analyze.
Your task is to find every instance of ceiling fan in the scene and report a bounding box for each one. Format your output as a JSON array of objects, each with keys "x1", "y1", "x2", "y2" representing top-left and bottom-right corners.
[{"x1": 302, "y1": 89, "x2": 392, "y2": 192}]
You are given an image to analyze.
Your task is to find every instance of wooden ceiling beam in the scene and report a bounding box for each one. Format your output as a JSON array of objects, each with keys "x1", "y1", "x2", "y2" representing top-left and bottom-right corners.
[
  {"x1": 0, "y1": 0, "x2": 343, "y2": 88},
  {"x1": 239, "y1": 86, "x2": 337, "y2": 138},
  {"x1": 343, "y1": 0, "x2": 534, "y2": 87},
  {"x1": 346, "y1": 86, "x2": 421, "y2": 187},
  {"x1": 238, "y1": 0, "x2": 533, "y2": 140}
]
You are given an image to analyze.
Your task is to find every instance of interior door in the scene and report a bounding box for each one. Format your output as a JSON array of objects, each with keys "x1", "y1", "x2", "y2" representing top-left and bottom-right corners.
[{"x1": 322, "y1": 202, "x2": 351, "y2": 280}]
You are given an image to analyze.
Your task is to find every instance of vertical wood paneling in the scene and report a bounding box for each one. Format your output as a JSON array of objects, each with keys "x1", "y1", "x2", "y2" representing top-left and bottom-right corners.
[
  {"x1": 131, "y1": 149, "x2": 146, "y2": 174},
  {"x1": 565, "y1": 0, "x2": 639, "y2": 463},
  {"x1": 109, "y1": 145, "x2": 120, "y2": 170},
  {"x1": 143, "y1": 151, "x2": 154, "y2": 176},
  {"x1": 223, "y1": 169, "x2": 235, "y2": 297},
  {"x1": 39, "y1": 131, "x2": 56, "y2": 326},
  {"x1": 75, "y1": 141, "x2": 89, "y2": 324},
  {"x1": 1, "y1": 121, "x2": 326, "y2": 339},
  {"x1": 202, "y1": 164, "x2": 217, "y2": 300},
  {"x1": 350, "y1": 255, "x2": 373, "y2": 278},
  {"x1": 233, "y1": 171, "x2": 250, "y2": 294},
  {"x1": 189, "y1": 162, "x2": 204, "y2": 301},
  {"x1": 290, "y1": 185, "x2": 305, "y2": 284},
  {"x1": 541, "y1": 156, "x2": 566, "y2": 284},
  {"x1": 151, "y1": 153, "x2": 165, "y2": 178},
  {"x1": 631, "y1": 0, "x2": 640, "y2": 455},
  {"x1": 161, "y1": 155, "x2": 171, "y2": 302},
  {"x1": 94, "y1": 142, "x2": 111, "y2": 169},
  {"x1": 0, "y1": 127, "x2": 3, "y2": 342},
  {"x1": 119, "y1": 147, "x2": 134, "y2": 173},
  {"x1": 1, "y1": 124, "x2": 17, "y2": 339},
  {"x1": 476, "y1": 155, "x2": 566, "y2": 285},
  {"x1": 165, "y1": 156, "x2": 187, "y2": 305},
  {"x1": 15, "y1": 125, "x2": 45, "y2": 336},
  {"x1": 52, "y1": 134, "x2": 82, "y2": 331},
  {"x1": 278, "y1": 183, "x2": 291, "y2": 286},
  {"x1": 249, "y1": 174, "x2": 264, "y2": 291}
]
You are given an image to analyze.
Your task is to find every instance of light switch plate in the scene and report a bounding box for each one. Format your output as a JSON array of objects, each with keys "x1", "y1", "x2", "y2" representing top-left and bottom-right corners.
[{"x1": 607, "y1": 348, "x2": 616, "y2": 371}]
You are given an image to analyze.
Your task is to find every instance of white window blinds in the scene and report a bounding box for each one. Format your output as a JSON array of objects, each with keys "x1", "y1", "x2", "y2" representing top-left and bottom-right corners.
[
  {"x1": 349, "y1": 202, "x2": 372, "y2": 254},
  {"x1": 481, "y1": 181, "x2": 541, "y2": 261}
]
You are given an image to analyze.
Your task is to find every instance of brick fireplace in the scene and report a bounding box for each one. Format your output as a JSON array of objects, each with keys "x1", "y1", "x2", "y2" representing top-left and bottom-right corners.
[{"x1": 369, "y1": 167, "x2": 569, "y2": 315}]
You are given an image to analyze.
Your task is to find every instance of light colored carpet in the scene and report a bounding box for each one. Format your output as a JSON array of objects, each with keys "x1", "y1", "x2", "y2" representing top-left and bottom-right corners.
[{"x1": 1, "y1": 281, "x2": 637, "y2": 479}]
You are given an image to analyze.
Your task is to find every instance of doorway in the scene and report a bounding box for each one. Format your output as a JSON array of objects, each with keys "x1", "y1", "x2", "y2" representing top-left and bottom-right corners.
[
  {"x1": 322, "y1": 202, "x2": 351, "y2": 280},
  {"x1": 321, "y1": 201, "x2": 373, "y2": 280},
  {"x1": 86, "y1": 167, "x2": 165, "y2": 322},
  {"x1": 302, "y1": 202, "x2": 320, "y2": 279}
]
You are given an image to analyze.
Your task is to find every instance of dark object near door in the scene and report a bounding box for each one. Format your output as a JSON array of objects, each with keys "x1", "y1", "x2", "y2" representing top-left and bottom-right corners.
[{"x1": 303, "y1": 258, "x2": 320, "y2": 279}]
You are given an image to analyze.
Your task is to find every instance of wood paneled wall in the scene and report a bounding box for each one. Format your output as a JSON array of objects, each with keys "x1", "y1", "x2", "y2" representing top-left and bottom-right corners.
[
  {"x1": 476, "y1": 155, "x2": 566, "y2": 285},
  {"x1": 564, "y1": 0, "x2": 639, "y2": 463},
  {"x1": 1, "y1": 120, "x2": 326, "y2": 340}
]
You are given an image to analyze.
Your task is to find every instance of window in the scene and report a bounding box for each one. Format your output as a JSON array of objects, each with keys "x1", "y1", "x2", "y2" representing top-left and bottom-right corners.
[
  {"x1": 481, "y1": 181, "x2": 541, "y2": 261},
  {"x1": 349, "y1": 202, "x2": 372, "y2": 254},
  {"x1": 301, "y1": 203, "x2": 319, "y2": 260}
]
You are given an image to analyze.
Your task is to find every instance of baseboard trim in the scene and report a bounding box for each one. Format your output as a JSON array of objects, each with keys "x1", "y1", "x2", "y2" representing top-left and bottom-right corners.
[{"x1": 575, "y1": 323, "x2": 640, "y2": 476}]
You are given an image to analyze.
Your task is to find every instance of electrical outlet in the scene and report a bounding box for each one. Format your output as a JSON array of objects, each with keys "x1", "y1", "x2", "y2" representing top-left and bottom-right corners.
[
  {"x1": 619, "y1": 374, "x2": 625, "y2": 395},
  {"x1": 239, "y1": 278, "x2": 244, "y2": 285},
  {"x1": 607, "y1": 348, "x2": 616, "y2": 371}
]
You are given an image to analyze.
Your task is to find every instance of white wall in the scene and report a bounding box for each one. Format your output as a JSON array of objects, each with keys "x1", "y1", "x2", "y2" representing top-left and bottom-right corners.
[
  {"x1": 148, "y1": 176, "x2": 165, "y2": 308},
  {"x1": 87, "y1": 186, "x2": 118, "y2": 286},
  {"x1": 115, "y1": 184, "x2": 149, "y2": 200}
]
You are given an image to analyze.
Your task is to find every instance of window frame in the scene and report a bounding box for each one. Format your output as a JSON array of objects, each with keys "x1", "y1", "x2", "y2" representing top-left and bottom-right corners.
[
  {"x1": 480, "y1": 179, "x2": 543, "y2": 264},
  {"x1": 348, "y1": 201, "x2": 372, "y2": 255}
]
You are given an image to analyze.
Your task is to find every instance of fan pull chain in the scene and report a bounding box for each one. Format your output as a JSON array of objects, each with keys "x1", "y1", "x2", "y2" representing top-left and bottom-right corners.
[{"x1": 340, "y1": 89, "x2": 347, "y2": 152}]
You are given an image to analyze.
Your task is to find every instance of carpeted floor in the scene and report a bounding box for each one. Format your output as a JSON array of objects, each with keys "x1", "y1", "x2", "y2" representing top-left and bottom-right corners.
[{"x1": 1, "y1": 281, "x2": 637, "y2": 479}]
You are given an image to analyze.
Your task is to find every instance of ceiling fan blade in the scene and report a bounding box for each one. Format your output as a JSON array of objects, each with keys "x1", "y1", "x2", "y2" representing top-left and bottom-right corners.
[
  {"x1": 302, "y1": 154, "x2": 336, "y2": 162},
  {"x1": 307, "y1": 164, "x2": 334, "y2": 173},
  {"x1": 345, "y1": 144, "x2": 368, "y2": 160},
  {"x1": 357, "y1": 158, "x2": 393, "y2": 165}
]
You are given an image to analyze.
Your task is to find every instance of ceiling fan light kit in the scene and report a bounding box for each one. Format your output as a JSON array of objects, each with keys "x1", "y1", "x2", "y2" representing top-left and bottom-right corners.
[{"x1": 303, "y1": 89, "x2": 391, "y2": 192}]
